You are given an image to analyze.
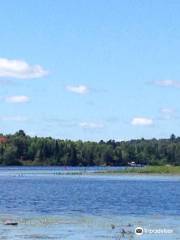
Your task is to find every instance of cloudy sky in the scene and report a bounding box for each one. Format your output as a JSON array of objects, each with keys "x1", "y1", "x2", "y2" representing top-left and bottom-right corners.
[{"x1": 0, "y1": 0, "x2": 180, "y2": 141}]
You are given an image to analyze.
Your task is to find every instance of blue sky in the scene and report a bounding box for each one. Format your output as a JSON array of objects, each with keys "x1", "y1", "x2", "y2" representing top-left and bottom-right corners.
[{"x1": 0, "y1": 0, "x2": 180, "y2": 141}]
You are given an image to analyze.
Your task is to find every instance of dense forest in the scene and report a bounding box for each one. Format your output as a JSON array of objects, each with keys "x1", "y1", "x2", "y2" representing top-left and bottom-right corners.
[{"x1": 0, "y1": 130, "x2": 180, "y2": 166}]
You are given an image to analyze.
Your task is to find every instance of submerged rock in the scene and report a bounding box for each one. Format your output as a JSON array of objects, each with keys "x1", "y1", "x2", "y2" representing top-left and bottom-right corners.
[
  {"x1": 127, "y1": 223, "x2": 133, "y2": 227},
  {"x1": 111, "y1": 224, "x2": 116, "y2": 229},
  {"x1": 4, "y1": 220, "x2": 18, "y2": 226},
  {"x1": 120, "y1": 228, "x2": 133, "y2": 237}
]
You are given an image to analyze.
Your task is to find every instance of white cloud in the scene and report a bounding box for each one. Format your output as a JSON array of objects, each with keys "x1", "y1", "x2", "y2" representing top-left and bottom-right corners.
[
  {"x1": 5, "y1": 95, "x2": 30, "y2": 103},
  {"x1": 154, "y1": 80, "x2": 180, "y2": 88},
  {"x1": 0, "y1": 58, "x2": 48, "y2": 79},
  {"x1": 66, "y1": 85, "x2": 89, "y2": 94},
  {"x1": 160, "y1": 108, "x2": 175, "y2": 114},
  {"x1": 79, "y1": 122, "x2": 104, "y2": 129},
  {"x1": 131, "y1": 117, "x2": 153, "y2": 126},
  {"x1": 0, "y1": 116, "x2": 28, "y2": 122},
  {"x1": 160, "y1": 108, "x2": 176, "y2": 120}
]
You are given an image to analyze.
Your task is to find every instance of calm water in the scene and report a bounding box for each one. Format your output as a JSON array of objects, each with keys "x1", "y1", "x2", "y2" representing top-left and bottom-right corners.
[{"x1": 0, "y1": 167, "x2": 180, "y2": 239}]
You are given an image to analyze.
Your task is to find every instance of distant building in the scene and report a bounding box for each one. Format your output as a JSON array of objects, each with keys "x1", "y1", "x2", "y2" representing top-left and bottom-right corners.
[{"x1": 0, "y1": 136, "x2": 8, "y2": 144}]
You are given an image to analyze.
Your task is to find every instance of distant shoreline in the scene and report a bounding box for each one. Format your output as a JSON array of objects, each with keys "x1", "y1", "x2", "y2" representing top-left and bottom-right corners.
[
  {"x1": 1, "y1": 131, "x2": 180, "y2": 167},
  {"x1": 0, "y1": 165, "x2": 180, "y2": 175}
]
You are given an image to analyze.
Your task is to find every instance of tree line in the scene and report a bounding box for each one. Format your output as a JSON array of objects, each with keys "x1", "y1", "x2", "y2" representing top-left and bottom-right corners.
[{"x1": 0, "y1": 130, "x2": 179, "y2": 166}]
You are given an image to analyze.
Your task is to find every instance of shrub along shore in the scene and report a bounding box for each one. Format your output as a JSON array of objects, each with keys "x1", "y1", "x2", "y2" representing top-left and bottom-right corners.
[{"x1": 96, "y1": 165, "x2": 180, "y2": 175}]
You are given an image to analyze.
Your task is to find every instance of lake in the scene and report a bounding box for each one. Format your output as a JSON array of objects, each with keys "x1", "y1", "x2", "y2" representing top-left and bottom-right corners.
[{"x1": 0, "y1": 167, "x2": 180, "y2": 239}]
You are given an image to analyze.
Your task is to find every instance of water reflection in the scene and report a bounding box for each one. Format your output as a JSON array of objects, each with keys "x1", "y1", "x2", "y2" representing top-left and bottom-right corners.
[{"x1": 0, "y1": 167, "x2": 179, "y2": 239}]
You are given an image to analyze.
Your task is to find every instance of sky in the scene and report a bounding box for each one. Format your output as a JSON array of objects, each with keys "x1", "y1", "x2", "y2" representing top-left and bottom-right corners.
[{"x1": 0, "y1": 0, "x2": 180, "y2": 141}]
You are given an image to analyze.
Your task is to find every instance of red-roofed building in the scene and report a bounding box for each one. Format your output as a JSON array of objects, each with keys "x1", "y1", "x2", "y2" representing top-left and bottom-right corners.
[{"x1": 0, "y1": 136, "x2": 8, "y2": 144}]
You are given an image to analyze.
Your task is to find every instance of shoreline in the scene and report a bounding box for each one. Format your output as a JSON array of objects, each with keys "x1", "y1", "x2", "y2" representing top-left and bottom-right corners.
[{"x1": 0, "y1": 165, "x2": 180, "y2": 176}]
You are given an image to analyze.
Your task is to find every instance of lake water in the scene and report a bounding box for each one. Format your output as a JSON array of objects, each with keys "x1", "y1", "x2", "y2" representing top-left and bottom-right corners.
[{"x1": 0, "y1": 167, "x2": 180, "y2": 239}]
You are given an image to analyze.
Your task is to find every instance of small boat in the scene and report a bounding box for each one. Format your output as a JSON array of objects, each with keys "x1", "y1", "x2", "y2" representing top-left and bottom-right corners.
[{"x1": 128, "y1": 161, "x2": 136, "y2": 167}]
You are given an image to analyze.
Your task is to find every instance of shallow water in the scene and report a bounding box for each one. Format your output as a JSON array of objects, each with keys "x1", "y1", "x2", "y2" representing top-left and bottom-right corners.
[{"x1": 0, "y1": 167, "x2": 179, "y2": 239}]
